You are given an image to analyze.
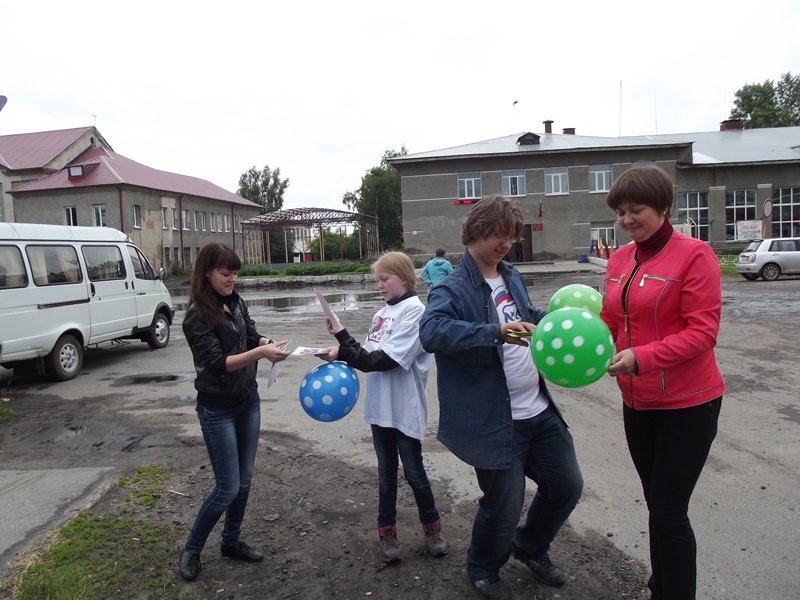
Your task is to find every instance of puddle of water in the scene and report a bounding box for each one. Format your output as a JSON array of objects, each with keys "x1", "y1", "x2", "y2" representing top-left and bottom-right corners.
[
  {"x1": 113, "y1": 373, "x2": 195, "y2": 386},
  {"x1": 172, "y1": 291, "x2": 384, "y2": 312}
]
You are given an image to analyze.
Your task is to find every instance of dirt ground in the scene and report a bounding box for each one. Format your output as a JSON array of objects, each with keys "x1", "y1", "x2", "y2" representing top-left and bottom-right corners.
[{"x1": 3, "y1": 273, "x2": 799, "y2": 599}]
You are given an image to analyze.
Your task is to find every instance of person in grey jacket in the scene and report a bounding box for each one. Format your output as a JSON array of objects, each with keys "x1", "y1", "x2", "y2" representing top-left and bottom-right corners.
[
  {"x1": 419, "y1": 196, "x2": 583, "y2": 600},
  {"x1": 419, "y1": 248, "x2": 453, "y2": 289},
  {"x1": 179, "y1": 242, "x2": 288, "y2": 582}
]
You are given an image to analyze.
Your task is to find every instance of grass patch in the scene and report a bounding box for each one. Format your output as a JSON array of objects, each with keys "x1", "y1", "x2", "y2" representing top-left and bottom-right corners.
[
  {"x1": 0, "y1": 403, "x2": 12, "y2": 424},
  {"x1": 0, "y1": 387, "x2": 13, "y2": 423},
  {"x1": 8, "y1": 464, "x2": 184, "y2": 600}
]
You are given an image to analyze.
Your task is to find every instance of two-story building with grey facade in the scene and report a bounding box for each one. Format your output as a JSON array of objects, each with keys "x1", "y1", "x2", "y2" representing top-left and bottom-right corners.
[{"x1": 389, "y1": 119, "x2": 800, "y2": 260}]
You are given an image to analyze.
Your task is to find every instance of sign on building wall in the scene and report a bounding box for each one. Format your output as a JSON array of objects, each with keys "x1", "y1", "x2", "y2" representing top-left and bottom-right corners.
[{"x1": 736, "y1": 220, "x2": 762, "y2": 241}]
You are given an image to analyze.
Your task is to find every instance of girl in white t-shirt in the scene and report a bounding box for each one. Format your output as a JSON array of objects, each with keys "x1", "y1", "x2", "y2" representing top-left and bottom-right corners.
[{"x1": 316, "y1": 251, "x2": 448, "y2": 564}]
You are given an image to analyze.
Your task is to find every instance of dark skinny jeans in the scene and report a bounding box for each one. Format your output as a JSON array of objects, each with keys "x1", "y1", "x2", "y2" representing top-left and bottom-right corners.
[{"x1": 624, "y1": 397, "x2": 722, "y2": 600}]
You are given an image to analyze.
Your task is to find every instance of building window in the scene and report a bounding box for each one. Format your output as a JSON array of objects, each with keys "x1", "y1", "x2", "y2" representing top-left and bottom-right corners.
[
  {"x1": 458, "y1": 173, "x2": 481, "y2": 199},
  {"x1": 545, "y1": 168, "x2": 569, "y2": 195},
  {"x1": 501, "y1": 170, "x2": 526, "y2": 197},
  {"x1": 216, "y1": 214, "x2": 222, "y2": 232},
  {"x1": 194, "y1": 210, "x2": 200, "y2": 231},
  {"x1": 172, "y1": 208, "x2": 179, "y2": 230},
  {"x1": 677, "y1": 192, "x2": 709, "y2": 241},
  {"x1": 588, "y1": 165, "x2": 612, "y2": 193},
  {"x1": 592, "y1": 225, "x2": 616, "y2": 247},
  {"x1": 201, "y1": 212, "x2": 207, "y2": 231},
  {"x1": 210, "y1": 213, "x2": 216, "y2": 232},
  {"x1": 163, "y1": 247, "x2": 170, "y2": 267},
  {"x1": 724, "y1": 189, "x2": 756, "y2": 240},
  {"x1": 93, "y1": 204, "x2": 107, "y2": 227},
  {"x1": 64, "y1": 206, "x2": 78, "y2": 226},
  {"x1": 772, "y1": 187, "x2": 800, "y2": 238},
  {"x1": 183, "y1": 247, "x2": 191, "y2": 267},
  {"x1": 133, "y1": 204, "x2": 142, "y2": 229},
  {"x1": 181, "y1": 209, "x2": 190, "y2": 230},
  {"x1": 174, "y1": 247, "x2": 180, "y2": 266},
  {"x1": 162, "y1": 207, "x2": 170, "y2": 230},
  {"x1": 224, "y1": 214, "x2": 231, "y2": 232}
]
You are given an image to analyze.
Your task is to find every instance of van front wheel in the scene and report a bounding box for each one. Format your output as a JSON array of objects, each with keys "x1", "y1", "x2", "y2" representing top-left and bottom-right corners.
[
  {"x1": 147, "y1": 313, "x2": 170, "y2": 349},
  {"x1": 45, "y1": 334, "x2": 83, "y2": 381}
]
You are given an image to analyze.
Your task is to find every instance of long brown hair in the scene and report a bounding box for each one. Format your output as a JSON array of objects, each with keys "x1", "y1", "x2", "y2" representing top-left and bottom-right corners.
[{"x1": 188, "y1": 241, "x2": 242, "y2": 324}]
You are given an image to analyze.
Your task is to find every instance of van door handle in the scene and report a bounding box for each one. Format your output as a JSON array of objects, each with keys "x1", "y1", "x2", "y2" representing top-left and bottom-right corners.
[{"x1": 91, "y1": 283, "x2": 96, "y2": 296}]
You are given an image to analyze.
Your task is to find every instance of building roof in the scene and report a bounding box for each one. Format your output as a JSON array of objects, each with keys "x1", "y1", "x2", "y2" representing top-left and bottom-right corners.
[
  {"x1": 390, "y1": 131, "x2": 688, "y2": 163},
  {"x1": 0, "y1": 126, "x2": 110, "y2": 170},
  {"x1": 642, "y1": 127, "x2": 800, "y2": 165},
  {"x1": 11, "y1": 146, "x2": 259, "y2": 208},
  {"x1": 390, "y1": 126, "x2": 800, "y2": 167}
]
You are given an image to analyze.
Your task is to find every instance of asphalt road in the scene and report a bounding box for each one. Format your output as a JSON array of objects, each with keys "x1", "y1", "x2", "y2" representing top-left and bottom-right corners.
[{"x1": 1, "y1": 271, "x2": 798, "y2": 598}]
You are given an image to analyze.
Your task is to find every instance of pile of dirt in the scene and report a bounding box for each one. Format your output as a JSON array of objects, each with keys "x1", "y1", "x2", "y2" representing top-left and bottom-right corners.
[{"x1": 86, "y1": 429, "x2": 649, "y2": 599}]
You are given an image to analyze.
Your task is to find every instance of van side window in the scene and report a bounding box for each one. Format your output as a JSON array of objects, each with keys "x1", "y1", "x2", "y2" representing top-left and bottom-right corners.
[
  {"x1": 0, "y1": 246, "x2": 29, "y2": 289},
  {"x1": 82, "y1": 246, "x2": 126, "y2": 281},
  {"x1": 126, "y1": 245, "x2": 157, "y2": 280},
  {"x1": 26, "y1": 245, "x2": 82, "y2": 286}
]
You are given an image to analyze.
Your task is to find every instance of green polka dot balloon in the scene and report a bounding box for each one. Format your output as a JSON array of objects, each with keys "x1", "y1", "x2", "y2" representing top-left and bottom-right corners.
[
  {"x1": 531, "y1": 307, "x2": 614, "y2": 388},
  {"x1": 548, "y1": 283, "x2": 603, "y2": 315}
]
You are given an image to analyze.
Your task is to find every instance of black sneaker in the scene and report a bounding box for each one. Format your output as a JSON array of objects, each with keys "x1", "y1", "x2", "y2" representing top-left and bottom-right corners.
[
  {"x1": 220, "y1": 540, "x2": 264, "y2": 562},
  {"x1": 178, "y1": 549, "x2": 201, "y2": 581},
  {"x1": 472, "y1": 574, "x2": 513, "y2": 599},
  {"x1": 510, "y1": 542, "x2": 566, "y2": 587}
]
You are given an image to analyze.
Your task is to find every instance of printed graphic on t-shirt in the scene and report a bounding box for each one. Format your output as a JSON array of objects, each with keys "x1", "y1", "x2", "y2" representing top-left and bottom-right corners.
[
  {"x1": 493, "y1": 284, "x2": 520, "y2": 323},
  {"x1": 367, "y1": 315, "x2": 393, "y2": 344}
]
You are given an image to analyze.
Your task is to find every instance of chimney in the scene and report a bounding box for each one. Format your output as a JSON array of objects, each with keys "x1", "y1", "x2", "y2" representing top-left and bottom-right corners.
[
  {"x1": 720, "y1": 118, "x2": 744, "y2": 131},
  {"x1": 543, "y1": 120, "x2": 553, "y2": 134},
  {"x1": 562, "y1": 127, "x2": 575, "y2": 135}
]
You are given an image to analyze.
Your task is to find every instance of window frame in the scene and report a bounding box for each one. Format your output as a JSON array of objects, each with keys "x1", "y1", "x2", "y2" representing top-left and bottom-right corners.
[
  {"x1": 64, "y1": 206, "x2": 78, "y2": 226},
  {"x1": 677, "y1": 191, "x2": 710, "y2": 241},
  {"x1": 458, "y1": 173, "x2": 482, "y2": 199},
  {"x1": 588, "y1": 165, "x2": 612, "y2": 193},
  {"x1": 501, "y1": 170, "x2": 526, "y2": 197},
  {"x1": 92, "y1": 204, "x2": 107, "y2": 227},
  {"x1": 132, "y1": 204, "x2": 142, "y2": 229},
  {"x1": 544, "y1": 167, "x2": 569, "y2": 196}
]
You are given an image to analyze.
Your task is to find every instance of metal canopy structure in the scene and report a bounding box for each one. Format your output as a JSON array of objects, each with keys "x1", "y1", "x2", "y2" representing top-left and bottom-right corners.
[{"x1": 240, "y1": 207, "x2": 379, "y2": 264}]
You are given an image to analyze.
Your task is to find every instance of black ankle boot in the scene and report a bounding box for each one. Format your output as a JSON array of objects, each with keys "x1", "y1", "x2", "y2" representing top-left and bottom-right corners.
[
  {"x1": 178, "y1": 549, "x2": 201, "y2": 581},
  {"x1": 220, "y1": 540, "x2": 264, "y2": 562}
]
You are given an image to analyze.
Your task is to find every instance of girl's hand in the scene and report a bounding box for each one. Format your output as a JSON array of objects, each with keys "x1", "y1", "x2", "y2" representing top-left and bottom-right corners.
[
  {"x1": 608, "y1": 349, "x2": 638, "y2": 377},
  {"x1": 263, "y1": 340, "x2": 290, "y2": 363},
  {"x1": 326, "y1": 318, "x2": 344, "y2": 335},
  {"x1": 315, "y1": 346, "x2": 339, "y2": 362}
]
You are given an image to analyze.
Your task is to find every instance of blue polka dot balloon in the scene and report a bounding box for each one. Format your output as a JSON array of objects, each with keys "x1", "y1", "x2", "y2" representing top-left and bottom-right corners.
[
  {"x1": 531, "y1": 307, "x2": 614, "y2": 388},
  {"x1": 299, "y1": 361, "x2": 360, "y2": 422},
  {"x1": 548, "y1": 283, "x2": 603, "y2": 315}
]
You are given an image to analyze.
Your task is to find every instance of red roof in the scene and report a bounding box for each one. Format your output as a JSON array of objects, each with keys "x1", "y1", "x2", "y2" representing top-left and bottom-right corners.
[
  {"x1": 12, "y1": 146, "x2": 259, "y2": 208},
  {"x1": 0, "y1": 126, "x2": 101, "y2": 170}
]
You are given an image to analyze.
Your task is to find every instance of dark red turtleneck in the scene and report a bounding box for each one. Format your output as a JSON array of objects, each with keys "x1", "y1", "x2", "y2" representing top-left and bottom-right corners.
[{"x1": 634, "y1": 219, "x2": 674, "y2": 264}]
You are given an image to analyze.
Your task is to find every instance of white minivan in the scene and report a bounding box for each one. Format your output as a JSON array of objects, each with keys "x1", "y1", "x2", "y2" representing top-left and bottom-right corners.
[{"x1": 0, "y1": 223, "x2": 175, "y2": 381}]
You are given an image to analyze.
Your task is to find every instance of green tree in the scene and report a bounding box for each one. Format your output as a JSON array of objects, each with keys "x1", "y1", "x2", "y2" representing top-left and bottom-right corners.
[
  {"x1": 730, "y1": 72, "x2": 800, "y2": 128},
  {"x1": 342, "y1": 147, "x2": 407, "y2": 250},
  {"x1": 237, "y1": 165, "x2": 290, "y2": 214}
]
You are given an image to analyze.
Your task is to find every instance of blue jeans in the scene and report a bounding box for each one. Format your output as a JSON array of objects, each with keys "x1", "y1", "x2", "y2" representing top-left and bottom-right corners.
[
  {"x1": 185, "y1": 394, "x2": 261, "y2": 554},
  {"x1": 467, "y1": 404, "x2": 583, "y2": 581},
  {"x1": 371, "y1": 424, "x2": 440, "y2": 527}
]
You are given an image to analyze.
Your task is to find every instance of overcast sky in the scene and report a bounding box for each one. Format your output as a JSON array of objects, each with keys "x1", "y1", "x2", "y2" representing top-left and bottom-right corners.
[{"x1": 3, "y1": 0, "x2": 799, "y2": 211}]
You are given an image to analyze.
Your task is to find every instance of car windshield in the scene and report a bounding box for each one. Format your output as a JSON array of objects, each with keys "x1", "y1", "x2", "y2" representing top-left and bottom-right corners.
[{"x1": 742, "y1": 241, "x2": 761, "y2": 252}]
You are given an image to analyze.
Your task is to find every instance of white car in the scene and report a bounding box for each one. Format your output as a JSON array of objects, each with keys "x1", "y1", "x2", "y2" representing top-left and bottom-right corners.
[{"x1": 736, "y1": 237, "x2": 800, "y2": 281}]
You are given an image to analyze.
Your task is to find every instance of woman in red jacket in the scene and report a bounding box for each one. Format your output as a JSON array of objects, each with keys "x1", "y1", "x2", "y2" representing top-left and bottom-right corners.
[{"x1": 600, "y1": 165, "x2": 724, "y2": 600}]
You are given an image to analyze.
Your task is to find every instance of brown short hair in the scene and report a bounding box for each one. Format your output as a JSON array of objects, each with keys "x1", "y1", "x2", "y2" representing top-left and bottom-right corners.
[
  {"x1": 462, "y1": 194, "x2": 524, "y2": 246},
  {"x1": 606, "y1": 165, "x2": 675, "y2": 214},
  {"x1": 372, "y1": 251, "x2": 417, "y2": 290}
]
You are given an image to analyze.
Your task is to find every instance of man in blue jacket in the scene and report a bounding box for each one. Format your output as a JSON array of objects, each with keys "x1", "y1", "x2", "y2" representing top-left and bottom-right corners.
[
  {"x1": 420, "y1": 248, "x2": 453, "y2": 290},
  {"x1": 419, "y1": 195, "x2": 583, "y2": 600}
]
